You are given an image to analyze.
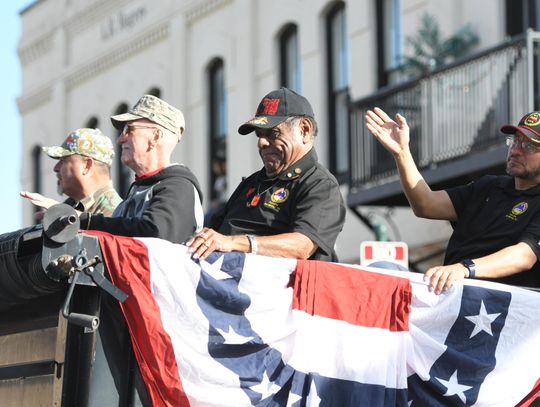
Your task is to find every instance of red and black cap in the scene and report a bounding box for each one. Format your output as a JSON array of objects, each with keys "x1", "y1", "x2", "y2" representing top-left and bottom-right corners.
[
  {"x1": 501, "y1": 111, "x2": 540, "y2": 144},
  {"x1": 238, "y1": 87, "x2": 314, "y2": 135}
]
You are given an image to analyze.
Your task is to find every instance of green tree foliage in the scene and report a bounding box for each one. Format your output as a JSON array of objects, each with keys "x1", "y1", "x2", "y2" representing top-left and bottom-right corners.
[{"x1": 401, "y1": 13, "x2": 479, "y2": 77}]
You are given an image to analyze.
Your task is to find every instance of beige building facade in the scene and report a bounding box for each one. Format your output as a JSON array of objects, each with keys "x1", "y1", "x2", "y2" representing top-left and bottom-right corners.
[{"x1": 18, "y1": 0, "x2": 507, "y2": 263}]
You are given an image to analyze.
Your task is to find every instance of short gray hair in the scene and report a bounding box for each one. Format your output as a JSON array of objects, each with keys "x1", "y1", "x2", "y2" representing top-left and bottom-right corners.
[{"x1": 285, "y1": 116, "x2": 318, "y2": 138}]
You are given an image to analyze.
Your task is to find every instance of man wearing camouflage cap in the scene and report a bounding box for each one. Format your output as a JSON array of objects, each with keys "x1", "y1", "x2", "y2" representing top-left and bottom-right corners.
[
  {"x1": 21, "y1": 128, "x2": 121, "y2": 216},
  {"x1": 76, "y1": 94, "x2": 204, "y2": 244},
  {"x1": 366, "y1": 108, "x2": 540, "y2": 293}
]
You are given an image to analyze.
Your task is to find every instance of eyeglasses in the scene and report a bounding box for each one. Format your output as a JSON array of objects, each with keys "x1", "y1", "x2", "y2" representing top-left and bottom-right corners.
[
  {"x1": 505, "y1": 135, "x2": 540, "y2": 154},
  {"x1": 121, "y1": 124, "x2": 158, "y2": 135}
]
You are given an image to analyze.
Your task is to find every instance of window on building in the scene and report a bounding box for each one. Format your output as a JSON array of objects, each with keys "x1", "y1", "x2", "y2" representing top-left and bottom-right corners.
[
  {"x1": 207, "y1": 58, "x2": 227, "y2": 222},
  {"x1": 85, "y1": 116, "x2": 99, "y2": 129},
  {"x1": 147, "y1": 87, "x2": 161, "y2": 98},
  {"x1": 506, "y1": 0, "x2": 540, "y2": 36},
  {"x1": 375, "y1": 0, "x2": 402, "y2": 87},
  {"x1": 31, "y1": 145, "x2": 42, "y2": 223},
  {"x1": 113, "y1": 102, "x2": 132, "y2": 198},
  {"x1": 279, "y1": 23, "x2": 301, "y2": 92},
  {"x1": 384, "y1": 0, "x2": 402, "y2": 71},
  {"x1": 326, "y1": 1, "x2": 350, "y2": 182}
]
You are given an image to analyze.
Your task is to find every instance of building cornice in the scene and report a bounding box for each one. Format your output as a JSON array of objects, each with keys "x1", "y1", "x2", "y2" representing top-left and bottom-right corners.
[
  {"x1": 18, "y1": 30, "x2": 55, "y2": 66},
  {"x1": 18, "y1": 0, "x2": 132, "y2": 67},
  {"x1": 185, "y1": 0, "x2": 233, "y2": 24},
  {"x1": 18, "y1": 0, "x2": 237, "y2": 69},
  {"x1": 18, "y1": 21, "x2": 169, "y2": 114},
  {"x1": 17, "y1": 85, "x2": 53, "y2": 115},
  {"x1": 65, "y1": 22, "x2": 169, "y2": 90},
  {"x1": 64, "y1": 0, "x2": 132, "y2": 36}
]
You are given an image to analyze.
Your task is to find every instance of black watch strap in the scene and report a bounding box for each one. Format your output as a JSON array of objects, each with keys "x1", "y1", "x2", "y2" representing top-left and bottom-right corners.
[{"x1": 461, "y1": 259, "x2": 476, "y2": 279}]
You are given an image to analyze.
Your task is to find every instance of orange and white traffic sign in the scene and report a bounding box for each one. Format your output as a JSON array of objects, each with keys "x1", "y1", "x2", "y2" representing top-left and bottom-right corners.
[{"x1": 360, "y1": 241, "x2": 409, "y2": 269}]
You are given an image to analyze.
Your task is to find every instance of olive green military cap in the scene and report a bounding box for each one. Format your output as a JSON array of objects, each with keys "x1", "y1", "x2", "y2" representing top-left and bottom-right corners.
[{"x1": 111, "y1": 94, "x2": 185, "y2": 138}]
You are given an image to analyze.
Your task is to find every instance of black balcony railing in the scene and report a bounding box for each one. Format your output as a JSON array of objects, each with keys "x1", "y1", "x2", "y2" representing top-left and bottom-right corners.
[{"x1": 349, "y1": 31, "x2": 540, "y2": 204}]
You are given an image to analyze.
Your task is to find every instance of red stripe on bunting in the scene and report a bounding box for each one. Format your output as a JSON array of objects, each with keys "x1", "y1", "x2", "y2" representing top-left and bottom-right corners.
[
  {"x1": 88, "y1": 231, "x2": 190, "y2": 407},
  {"x1": 293, "y1": 260, "x2": 411, "y2": 332},
  {"x1": 516, "y1": 377, "x2": 540, "y2": 407}
]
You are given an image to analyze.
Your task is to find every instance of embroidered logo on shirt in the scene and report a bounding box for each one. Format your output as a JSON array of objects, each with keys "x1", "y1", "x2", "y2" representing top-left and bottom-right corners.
[
  {"x1": 270, "y1": 188, "x2": 289, "y2": 204},
  {"x1": 264, "y1": 188, "x2": 289, "y2": 211},
  {"x1": 506, "y1": 202, "x2": 528, "y2": 221}
]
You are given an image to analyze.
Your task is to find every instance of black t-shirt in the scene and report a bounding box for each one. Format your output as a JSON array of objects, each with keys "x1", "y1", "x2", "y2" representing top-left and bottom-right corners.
[
  {"x1": 445, "y1": 175, "x2": 540, "y2": 287},
  {"x1": 210, "y1": 149, "x2": 346, "y2": 262},
  {"x1": 80, "y1": 164, "x2": 204, "y2": 244}
]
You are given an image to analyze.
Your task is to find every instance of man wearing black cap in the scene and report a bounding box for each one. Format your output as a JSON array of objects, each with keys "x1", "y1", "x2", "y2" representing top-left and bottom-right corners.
[
  {"x1": 187, "y1": 87, "x2": 346, "y2": 261},
  {"x1": 366, "y1": 107, "x2": 540, "y2": 293}
]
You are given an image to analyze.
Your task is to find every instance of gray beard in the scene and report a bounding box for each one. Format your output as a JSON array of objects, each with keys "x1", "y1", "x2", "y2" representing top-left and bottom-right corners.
[{"x1": 506, "y1": 164, "x2": 540, "y2": 180}]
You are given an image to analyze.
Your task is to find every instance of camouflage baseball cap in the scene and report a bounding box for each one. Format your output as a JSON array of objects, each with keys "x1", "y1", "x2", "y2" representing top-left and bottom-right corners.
[
  {"x1": 42, "y1": 128, "x2": 115, "y2": 166},
  {"x1": 110, "y1": 94, "x2": 185, "y2": 138}
]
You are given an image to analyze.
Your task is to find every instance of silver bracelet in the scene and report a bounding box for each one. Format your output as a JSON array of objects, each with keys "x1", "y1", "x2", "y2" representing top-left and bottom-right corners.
[{"x1": 246, "y1": 234, "x2": 258, "y2": 255}]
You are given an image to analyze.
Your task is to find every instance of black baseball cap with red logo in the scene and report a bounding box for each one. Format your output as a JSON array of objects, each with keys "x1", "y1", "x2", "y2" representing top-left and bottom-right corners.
[
  {"x1": 238, "y1": 87, "x2": 315, "y2": 135},
  {"x1": 501, "y1": 111, "x2": 540, "y2": 143}
]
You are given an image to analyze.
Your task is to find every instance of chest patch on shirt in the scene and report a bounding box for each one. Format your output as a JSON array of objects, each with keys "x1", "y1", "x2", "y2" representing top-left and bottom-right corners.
[
  {"x1": 271, "y1": 188, "x2": 289, "y2": 203},
  {"x1": 506, "y1": 201, "x2": 528, "y2": 221},
  {"x1": 264, "y1": 188, "x2": 289, "y2": 211}
]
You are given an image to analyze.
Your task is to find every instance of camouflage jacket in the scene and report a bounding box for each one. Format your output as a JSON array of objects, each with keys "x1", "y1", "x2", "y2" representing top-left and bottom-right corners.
[{"x1": 66, "y1": 182, "x2": 122, "y2": 217}]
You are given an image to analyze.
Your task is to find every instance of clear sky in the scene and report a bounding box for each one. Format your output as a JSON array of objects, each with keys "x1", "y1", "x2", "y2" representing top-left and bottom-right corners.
[{"x1": 0, "y1": 1, "x2": 34, "y2": 234}]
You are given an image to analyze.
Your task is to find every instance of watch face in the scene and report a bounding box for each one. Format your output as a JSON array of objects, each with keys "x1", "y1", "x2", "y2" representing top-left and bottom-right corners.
[{"x1": 462, "y1": 259, "x2": 474, "y2": 268}]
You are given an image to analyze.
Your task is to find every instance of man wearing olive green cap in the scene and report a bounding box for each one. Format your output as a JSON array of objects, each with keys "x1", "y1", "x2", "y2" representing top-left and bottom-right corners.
[
  {"x1": 111, "y1": 93, "x2": 185, "y2": 141},
  {"x1": 75, "y1": 94, "x2": 203, "y2": 243},
  {"x1": 74, "y1": 95, "x2": 203, "y2": 407},
  {"x1": 21, "y1": 128, "x2": 121, "y2": 217}
]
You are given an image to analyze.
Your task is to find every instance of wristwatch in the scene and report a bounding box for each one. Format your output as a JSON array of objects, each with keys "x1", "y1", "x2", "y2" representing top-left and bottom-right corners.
[
  {"x1": 461, "y1": 259, "x2": 476, "y2": 279},
  {"x1": 246, "y1": 234, "x2": 258, "y2": 255}
]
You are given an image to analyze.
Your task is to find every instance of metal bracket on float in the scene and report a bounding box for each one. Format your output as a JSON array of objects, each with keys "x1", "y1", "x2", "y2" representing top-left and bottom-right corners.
[
  {"x1": 59, "y1": 249, "x2": 128, "y2": 333},
  {"x1": 40, "y1": 204, "x2": 128, "y2": 332}
]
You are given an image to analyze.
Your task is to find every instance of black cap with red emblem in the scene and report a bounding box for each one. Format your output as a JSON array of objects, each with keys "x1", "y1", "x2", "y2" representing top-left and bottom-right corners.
[
  {"x1": 501, "y1": 112, "x2": 540, "y2": 144},
  {"x1": 238, "y1": 87, "x2": 315, "y2": 135}
]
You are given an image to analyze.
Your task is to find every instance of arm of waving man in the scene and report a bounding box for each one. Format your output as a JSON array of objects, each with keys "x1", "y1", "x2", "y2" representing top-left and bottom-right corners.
[{"x1": 365, "y1": 107, "x2": 457, "y2": 221}]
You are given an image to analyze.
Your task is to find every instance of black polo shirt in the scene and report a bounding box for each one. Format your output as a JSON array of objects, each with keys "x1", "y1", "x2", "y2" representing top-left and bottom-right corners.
[
  {"x1": 210, "y1": 149, "x2": 346, "y2": 262},
  {"x1": 445, "y1": 175, "x2": 540, "y2": 287}
]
